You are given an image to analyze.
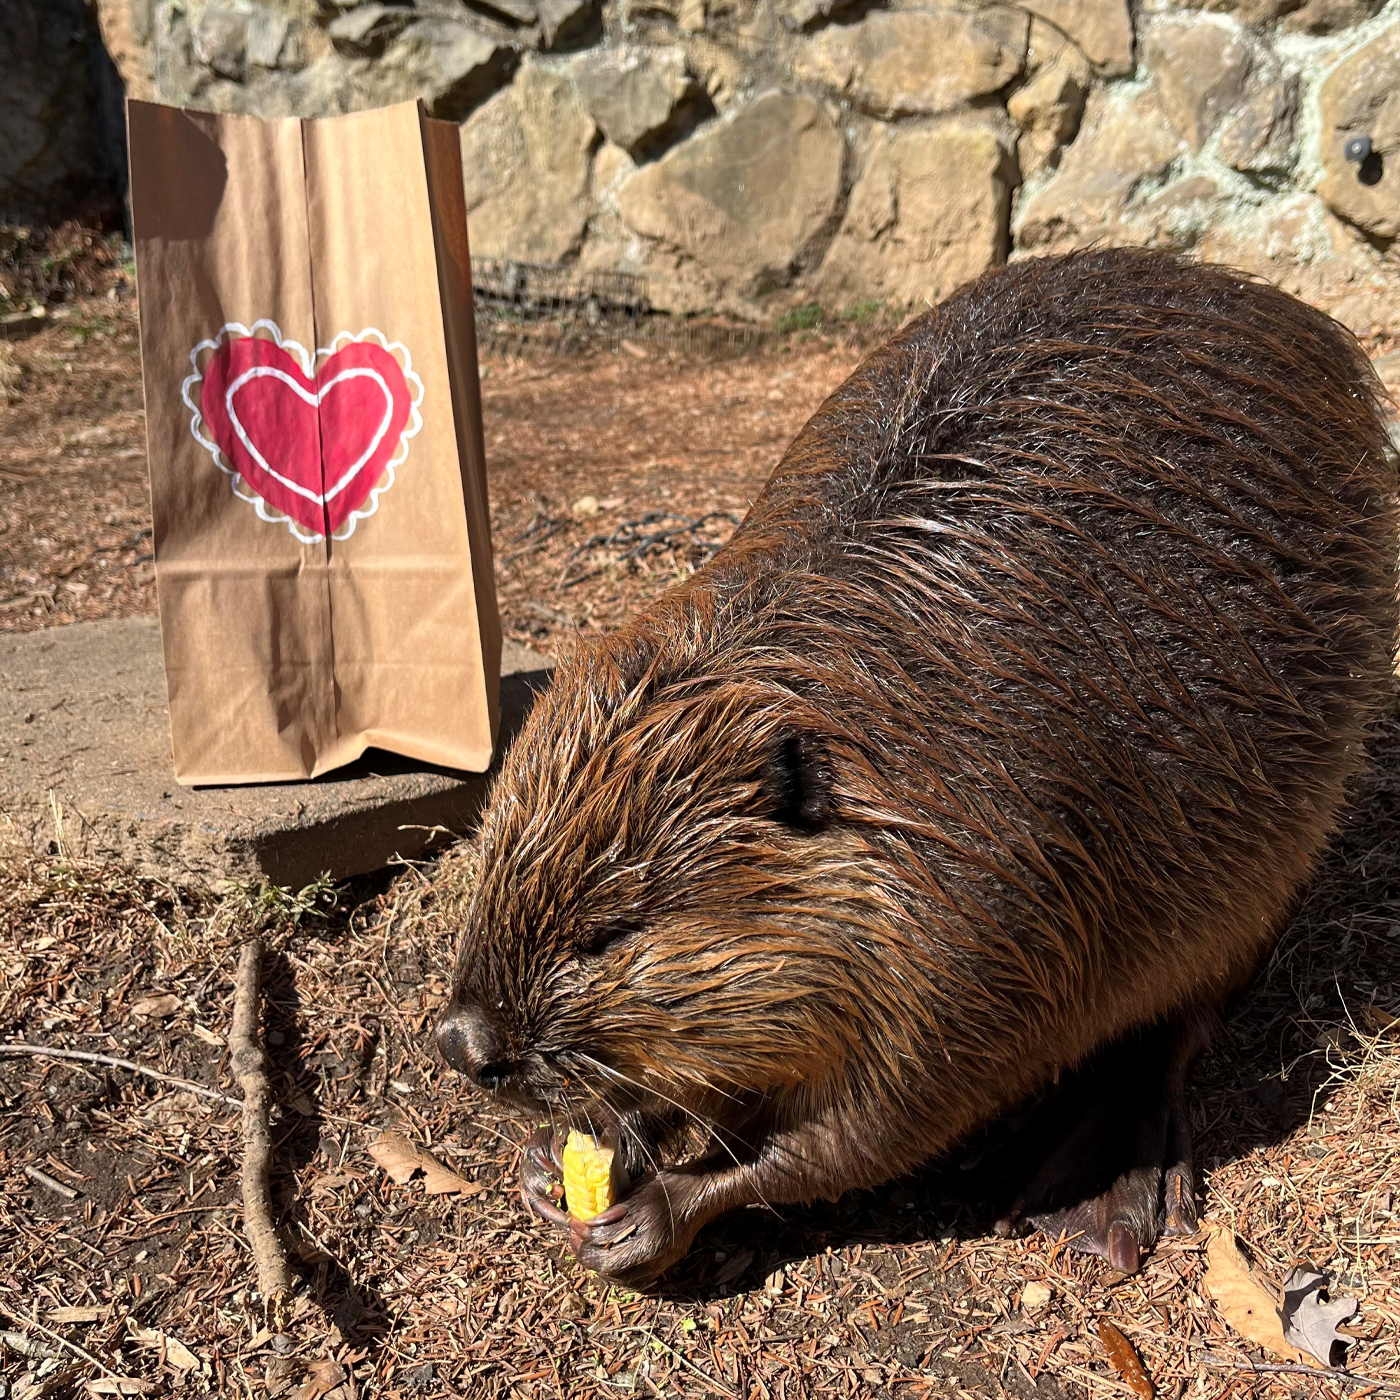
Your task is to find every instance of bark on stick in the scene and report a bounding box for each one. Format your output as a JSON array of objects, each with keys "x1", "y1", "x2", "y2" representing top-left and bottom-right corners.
[{"x1": 231, "y1": 938, "x2": 292, "y2": 1330}]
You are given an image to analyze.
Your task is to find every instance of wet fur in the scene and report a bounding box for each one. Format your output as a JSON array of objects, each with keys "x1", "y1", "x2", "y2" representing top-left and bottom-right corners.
[{"x1": 447, "y1": 250, "x2": 1397, "y2": 1262}]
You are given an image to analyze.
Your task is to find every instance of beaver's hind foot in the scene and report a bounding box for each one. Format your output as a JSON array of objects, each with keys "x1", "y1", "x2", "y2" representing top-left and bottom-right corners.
[{"x1": 995, "y1": 1010, "x2": 1211, "y2": 1273}]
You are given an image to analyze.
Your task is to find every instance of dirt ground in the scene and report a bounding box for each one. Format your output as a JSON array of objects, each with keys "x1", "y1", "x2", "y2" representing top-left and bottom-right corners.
[
  {"x1": 2, "y1": 718, "x2": 1400, "y2": 1400},
  {"x1": 4, "y1": 280, "x2": 1400, "y2": 1399}
]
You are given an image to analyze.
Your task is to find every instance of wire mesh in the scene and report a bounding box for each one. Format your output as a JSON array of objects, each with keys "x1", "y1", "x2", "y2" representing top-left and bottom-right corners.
[{"x1": 470, "y1": 259, "x2": 769, "y2": 358}]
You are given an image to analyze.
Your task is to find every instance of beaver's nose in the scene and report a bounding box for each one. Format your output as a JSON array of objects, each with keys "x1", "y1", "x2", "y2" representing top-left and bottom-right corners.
[{"x1": 436, "y1": 1002, "x2": 516, "y2": 1091}]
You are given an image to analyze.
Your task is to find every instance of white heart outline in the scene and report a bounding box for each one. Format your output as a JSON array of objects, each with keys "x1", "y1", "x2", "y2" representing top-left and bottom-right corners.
[
  {"x1": 225, "y1": 364, "x2": 394, "y2": 504},
  {"x1": 181, "y1": 319, "x2": 425, "y2": 544}
]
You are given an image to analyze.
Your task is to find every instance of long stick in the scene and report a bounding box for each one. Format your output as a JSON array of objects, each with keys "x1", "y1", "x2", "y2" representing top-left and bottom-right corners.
[
  {"x1": 1197, "y1": 1351, "x2": 1400, "y2": 1393},
  {"x1": 0, "y1": 1043, "x2": 241, "y2": 1108},
  {"x1": 230, "y1": 939, "x2": 292, "y2": 1330}
]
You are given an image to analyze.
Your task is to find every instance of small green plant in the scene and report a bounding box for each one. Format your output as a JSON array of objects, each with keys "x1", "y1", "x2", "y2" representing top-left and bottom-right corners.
[
  {"x1": 774, "y1": 303, "x2": 826, "y2": 334},
  {"x1": 233, "y1": 871, "x2": 338, "y2": 929},
  {"x1": 841, "y1": 299, "x2": 889, "y2": 325}
]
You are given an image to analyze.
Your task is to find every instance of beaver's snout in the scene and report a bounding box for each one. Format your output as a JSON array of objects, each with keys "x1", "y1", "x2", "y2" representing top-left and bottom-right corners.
[{"x1": 436, "y1": 1001, "x2": 516, "y2": 1091}]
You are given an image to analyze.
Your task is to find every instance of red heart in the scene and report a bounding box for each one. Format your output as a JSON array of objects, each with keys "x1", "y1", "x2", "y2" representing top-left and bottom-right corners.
[{"x1": 199, "y1": 335, "x2": 415, "y2": 539}]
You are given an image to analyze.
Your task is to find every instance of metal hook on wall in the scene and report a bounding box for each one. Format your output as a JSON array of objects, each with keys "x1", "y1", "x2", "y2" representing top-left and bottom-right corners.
[{"x1": 1343, "y1": 134, "x2": 1383, "y2": 187}]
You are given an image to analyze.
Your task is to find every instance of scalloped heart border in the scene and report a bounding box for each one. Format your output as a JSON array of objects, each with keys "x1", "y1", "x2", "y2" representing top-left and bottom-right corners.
[{"x1": 181, "y1": 319, "x2": 425, "y2": 544}]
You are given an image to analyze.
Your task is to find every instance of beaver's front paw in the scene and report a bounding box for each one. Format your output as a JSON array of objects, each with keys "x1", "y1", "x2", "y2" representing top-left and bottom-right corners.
[
  {"x1": 520, "y1": 1125, "x2": 570, "y2": 1227},
  {"x1": 567, "y1": 1173, "x2": 699, "y2": 1287}
]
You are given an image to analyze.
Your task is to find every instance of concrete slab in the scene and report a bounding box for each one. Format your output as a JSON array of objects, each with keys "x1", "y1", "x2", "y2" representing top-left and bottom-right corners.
[{"x1": 0, "y1": 618, "x2": 551, "y2": 887}]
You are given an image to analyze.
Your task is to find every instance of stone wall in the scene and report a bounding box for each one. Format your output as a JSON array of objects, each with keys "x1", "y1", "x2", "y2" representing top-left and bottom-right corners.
[{"x1": 83, "y1": 0, "x2": 1400, "y2": 333}]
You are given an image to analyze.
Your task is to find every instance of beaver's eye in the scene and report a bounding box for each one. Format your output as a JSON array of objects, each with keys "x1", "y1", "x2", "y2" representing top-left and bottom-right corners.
[
  {"x1": 765, "y1": 730, "x2": 832, "y2": 833},
  {"x1": 577, "y1": 919, "x2": 640, "y2": 957}
]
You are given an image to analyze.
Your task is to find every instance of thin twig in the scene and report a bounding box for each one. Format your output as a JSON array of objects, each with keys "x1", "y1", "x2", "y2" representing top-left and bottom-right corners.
[
  {"x1": 23, "y1": 1164, "x2": 79, "y2": 1199},
  {"x1": 0, "y1": 1043, "x2": 242, "y2": 1108},
  {"x1": 230, "y1": 939, "x2": 292, "y2": 1331},
  {"x1": 0, "y1": 1307, "x2": 117, "y2": 1377},
  {"x1": 1196, "y1": 1351, "x2": 1400, "y2": 1392},
  {"x1": 603, "y1": 1327, "x2": 739, "y2": 1400}
]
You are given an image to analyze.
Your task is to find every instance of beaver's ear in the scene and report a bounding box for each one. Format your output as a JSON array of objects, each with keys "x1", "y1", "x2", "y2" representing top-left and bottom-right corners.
[{"x1": 764, "y1": 730, "x2": 832, "y2": 833}]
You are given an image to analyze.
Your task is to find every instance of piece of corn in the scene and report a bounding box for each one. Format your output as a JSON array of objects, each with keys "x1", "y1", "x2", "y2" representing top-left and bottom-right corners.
[{"x1": 561, "y1": 1129, "x2": 624, "y2": 1221}]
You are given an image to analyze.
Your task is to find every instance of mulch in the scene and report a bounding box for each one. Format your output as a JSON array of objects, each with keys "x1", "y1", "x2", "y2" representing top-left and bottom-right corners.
[{"x1": 3, "y1": 694, "x2": 1400, "y2": 1398}]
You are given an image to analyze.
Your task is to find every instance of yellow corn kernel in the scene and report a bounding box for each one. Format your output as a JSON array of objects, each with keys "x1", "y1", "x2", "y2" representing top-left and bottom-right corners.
[{"x1": 562, "y1": 1130, "x2": 622, "y2": 1221}]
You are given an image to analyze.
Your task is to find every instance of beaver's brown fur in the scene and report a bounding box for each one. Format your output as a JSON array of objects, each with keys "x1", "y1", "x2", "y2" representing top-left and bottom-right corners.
[{"x1": 438, "y1": 249, "x2": 1398, "y2": 1284}]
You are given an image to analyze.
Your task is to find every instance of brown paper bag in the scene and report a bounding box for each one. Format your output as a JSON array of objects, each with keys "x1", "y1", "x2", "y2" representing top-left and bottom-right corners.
[{"x1": 127, "y1": 98, "x2": 499, "y2": 785}]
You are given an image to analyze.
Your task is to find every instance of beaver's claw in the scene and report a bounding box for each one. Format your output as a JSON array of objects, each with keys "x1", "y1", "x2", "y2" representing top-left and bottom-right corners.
[
  {"x1": 520, "y1": 1127, "x2": 696, "y2": 1286},
  {"x1": 520, "y1": 1125, "x2": 570, "y2": 1227},
  {"x1": 565, "y1": 1173, "x2": 697, "y2": 1286}
]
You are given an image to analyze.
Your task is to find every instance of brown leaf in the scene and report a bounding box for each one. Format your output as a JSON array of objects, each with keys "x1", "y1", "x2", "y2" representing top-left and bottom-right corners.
[
  {"x1": 1097, "y1": 1318, "x2": 1154, "y2": 1399},
  {"x1": 126, "y1": 1320, "x2": 202, "y2": 1371},
  {"x1": 368, "y1": 1131, "x2": 484, "y2": 1196},
  {"x1": 1361, "y1": 1004, "x2": 1400, "y2": 1040},
  {"x1": 1202, "y1": 1223, "x2": 1306, "y2": 1363},
  {"x1": 129, "y1": 993, "x2": 181, "y2": 1019},
  {"x1": 290, "y1": 1359, "x2": 347, "y2": 1400},
  {"x1": 1279, "y1": 1265, "x2": 1359, "y2": 1367}
]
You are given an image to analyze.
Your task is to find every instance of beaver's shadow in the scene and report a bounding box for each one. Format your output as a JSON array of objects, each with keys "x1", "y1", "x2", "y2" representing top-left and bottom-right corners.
[
  {"x1": 262, "y1": 942, "x2": 394, "y2": 1347},
  {"x1": 657, "y1": 701, "x2": 1400, "y2": 1302}
]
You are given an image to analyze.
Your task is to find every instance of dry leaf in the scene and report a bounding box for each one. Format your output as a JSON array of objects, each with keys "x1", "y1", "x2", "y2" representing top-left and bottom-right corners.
[
  {"x1": 1097, "y1": 1318, "x2": 1154, "y2": 1399},
  {"x1": 86, "y1": 1383, "x2": 155, "y2": 1397},
  {"x1": 1279, "y1": 1265, "x2": 1359, "y2": 1367},
  {"x1": 126, "y1": 1321, "x2": 202, "y2": 1371},
  {"x1": 1361, "y1": 1004, "x2": 1400, "y2": 1040},
  {"x1": 48, "y1": 1307, "x2": 106, "y2": 1324},
  {"x1": 129, "y1": 993, "x2": 181, "y2": 1019},
  {"x1": 1021, "y1": 1281, "x2": 1052, "y2": 1312},
  {"x1": 290, "y1": 1358, "x2": 347, "y2": 1400},
  {"x1": 368, "y1": 1131, "x2": 484, "y2": 1196},
  {"x1": 1202, "y1": 1223, "x2": 1306, "y2": 1363}
]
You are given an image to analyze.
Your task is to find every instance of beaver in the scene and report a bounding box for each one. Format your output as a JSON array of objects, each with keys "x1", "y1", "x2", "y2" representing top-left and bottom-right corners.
[{"x1": 437, "y1": 249, "x2": 1398, "y2": 1285}]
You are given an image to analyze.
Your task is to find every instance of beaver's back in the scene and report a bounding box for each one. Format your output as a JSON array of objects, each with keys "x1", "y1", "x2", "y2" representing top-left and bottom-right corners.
[{"x1": 702, "y1": 250, "x2": 1396, "y2": 1084}]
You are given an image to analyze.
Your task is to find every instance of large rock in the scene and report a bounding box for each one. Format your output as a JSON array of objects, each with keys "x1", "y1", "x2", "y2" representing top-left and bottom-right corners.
[
  {"x1": 459, "y1": 61, "x2": 596, "y2": 261},
  {"x1": 617, "y1": 91, "x2": 843, "y2": 307},
  {"x1": 0, "y1": 618, "x2": 550, "y2": 888},
  {"x1": 1317, "y1": 21, "x2": 1400, "y2": 241},
  {"x1": 377, "y1": 18, "x2": 518, "y2": 121},
  {"x1": 1019, "y1": 0, "x2": 1132, "y2": 75},
  {"x1": 1196, "y1": 197, "x2": 1400, "y2": 340},
  {"x1": 816, "y1": 122, "x2": 1015, "y2": 312},
  {"x1": 95, "y1": 0, "x2": 156, "y2": 100},
  {"x1": 1009, "y1": 18, "x2": 1092, "y2": 175},
  {"x1": 0, "y1": 0, "x2": 127, "y2": 224},
  {"x1": 1008, "y1": 58, "x2": 1085, "y2": 176},
  {"x1": 1014, "y1": 83, "x2": 1185, "y2": 251},
  {"x1": 1216, "y1": 77, "x2": 1298, "y2": 175},
  {"x1": 570, "y1": 46, "x2": 695, "y2": 155},
  {"x1": 795, "y1": 7, "x2": 1027, "y2": 120},
  {"x1": 1141, "y1": 14, "x2": 1256, "y2": 151}
]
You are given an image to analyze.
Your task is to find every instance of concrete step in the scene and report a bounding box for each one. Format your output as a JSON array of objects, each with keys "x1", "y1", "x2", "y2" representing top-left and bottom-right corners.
[{"x1": 0, "y1": 617, "x2": 551, "y2": 887}]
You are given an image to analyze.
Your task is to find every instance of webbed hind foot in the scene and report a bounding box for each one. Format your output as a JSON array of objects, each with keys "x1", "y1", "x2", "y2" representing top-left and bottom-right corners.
[{"x1": 993, "y1": 1011, "x2": 1211, "y2": 1272}]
